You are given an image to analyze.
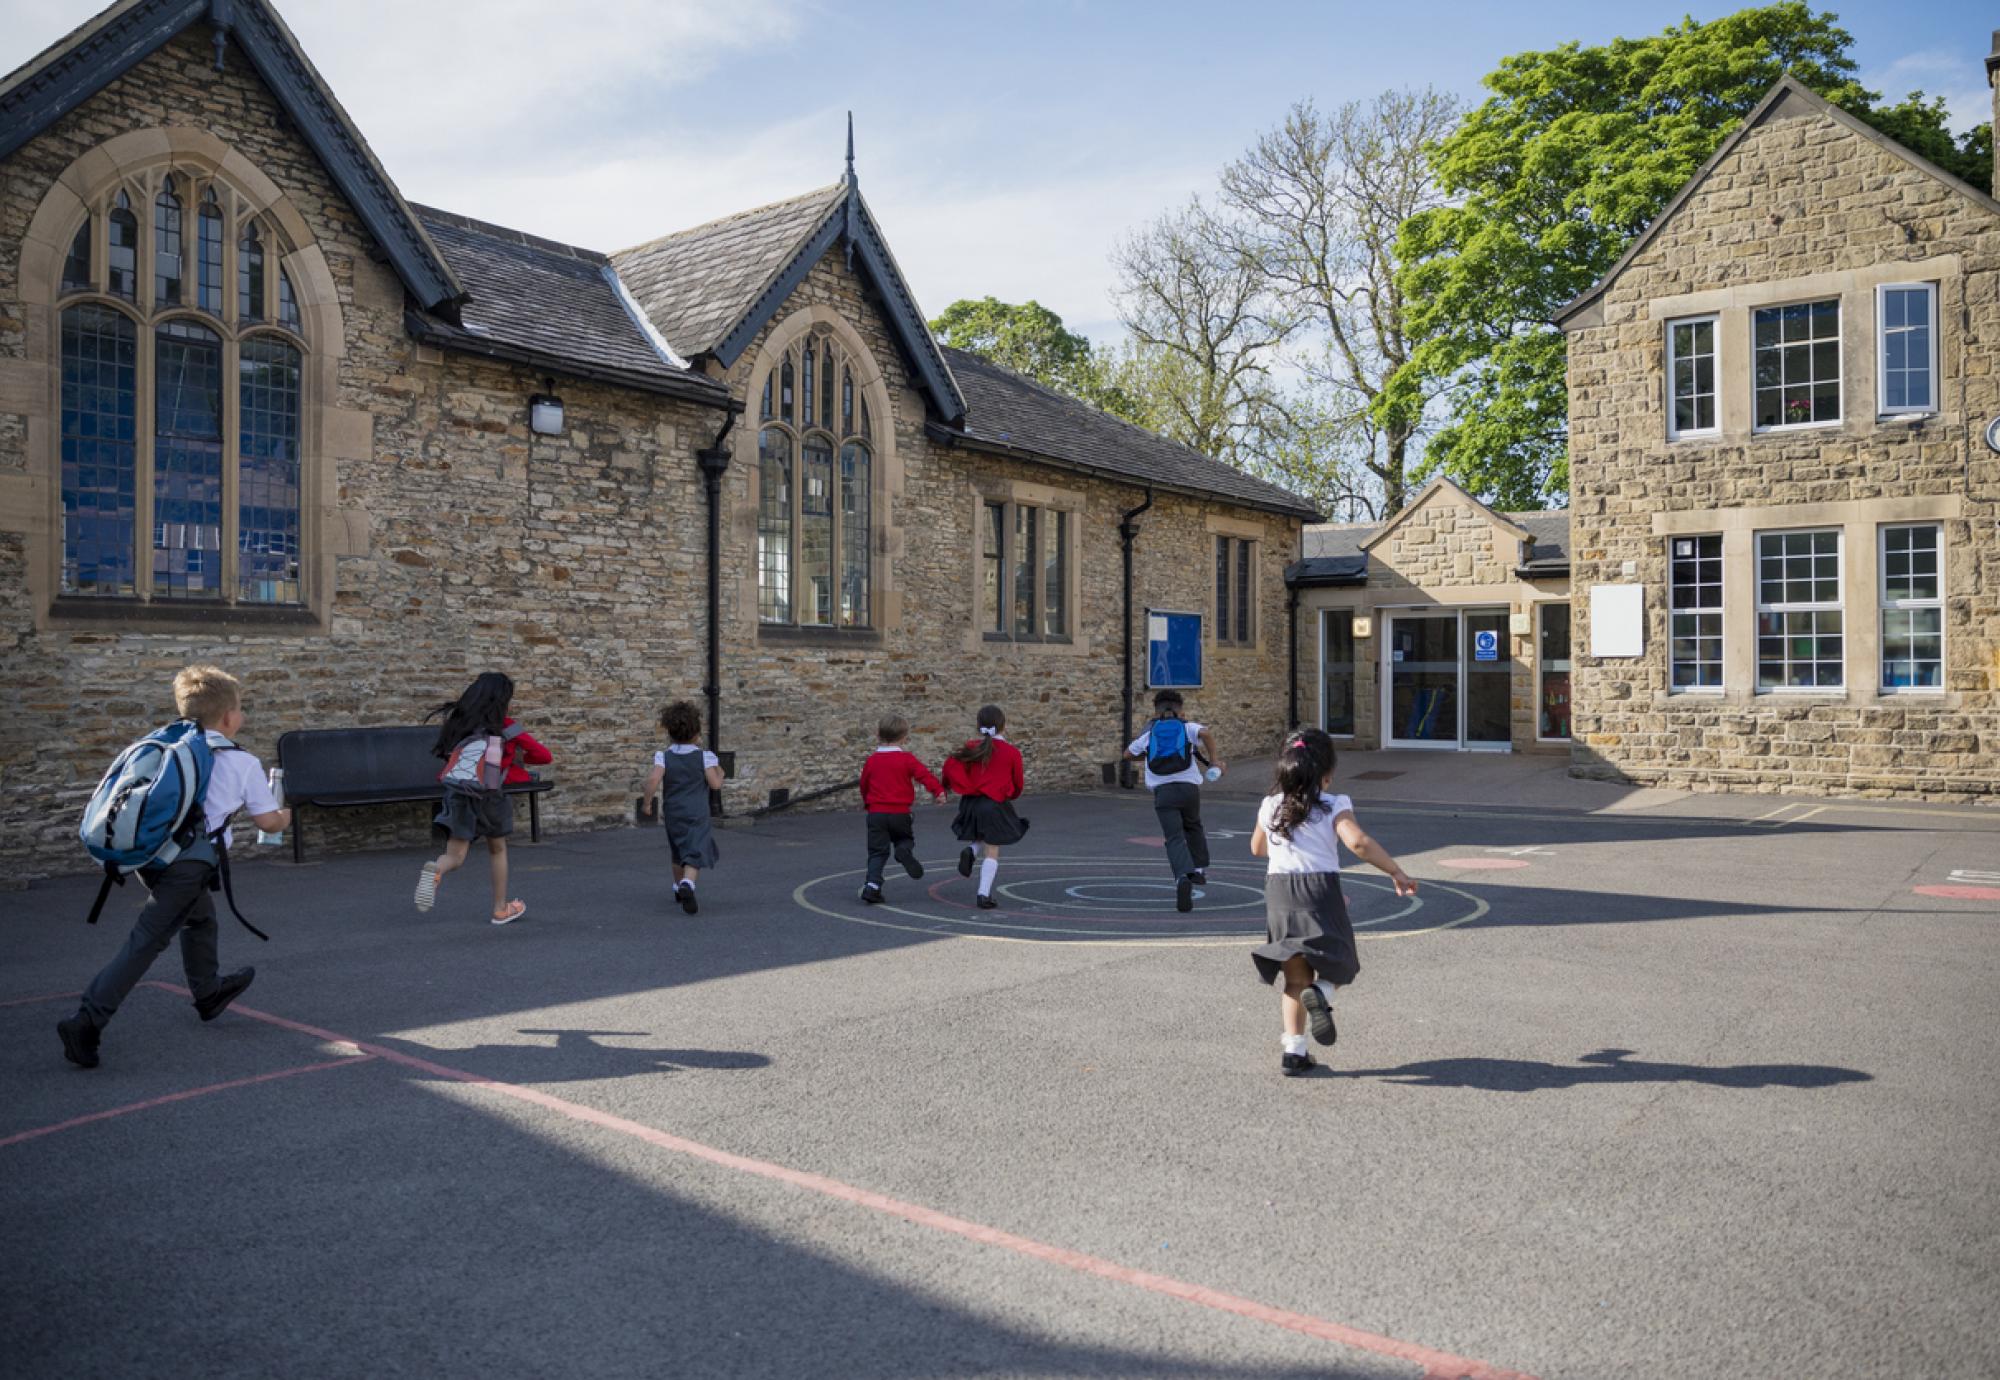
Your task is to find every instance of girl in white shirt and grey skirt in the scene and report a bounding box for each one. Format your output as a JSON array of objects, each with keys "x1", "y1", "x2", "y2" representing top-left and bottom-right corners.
[{"x1": 1250, "y1": 728, "x2": 1417, "y2": 1076}]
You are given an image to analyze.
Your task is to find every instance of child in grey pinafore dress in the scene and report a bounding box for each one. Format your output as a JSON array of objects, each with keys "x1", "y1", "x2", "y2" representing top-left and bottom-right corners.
[{"x1": 644, "y1": 700, "x2": 723, "y2": 914}]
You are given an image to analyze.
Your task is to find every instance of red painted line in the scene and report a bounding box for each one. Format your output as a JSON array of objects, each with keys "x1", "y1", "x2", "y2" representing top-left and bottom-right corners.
[
  {"x1": 0, "y1": 1053, "x2": 372, "y2": 1150},
  {"x1": 1127, "y1": 835, "x2": 1167, "y2": 847},
  {"x1": 140, "y1": 982, "x2": 1534, "y2": 1380},
  {"x1": 1438, "y1": 858, "x2": 1530, "y2": 871},
  {"x1": 1914, "y1": 884, "x2": 2000, "y2": 902},
  {"x1": 0, "y1": 990, "x2": 82, "y2": 1009}
]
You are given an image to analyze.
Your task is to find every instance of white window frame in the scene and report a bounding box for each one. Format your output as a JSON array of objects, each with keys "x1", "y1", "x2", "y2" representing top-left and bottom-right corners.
[
  {"x1": 1754, "y1": 527, "x2": 1844, "y2": 693},
  {"x1": 1876, "y1": 282, "x2": 1938, "y2": 417},
  {"x1": 1665, "y1": 314, "x2": 1719, "y2": 439},
  {"x1": 1667, "y1": 534, "x2": 1724, "y2": 693},
  {"x1": 1751, "y1": 298, "x2": 1843, "y2": 433},
  {"x1": 1878, "y1": 522, "x2": 1944, "y2": 694}
]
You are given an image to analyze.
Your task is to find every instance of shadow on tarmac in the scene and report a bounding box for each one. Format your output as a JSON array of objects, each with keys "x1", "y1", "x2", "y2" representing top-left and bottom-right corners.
[
  {"x1": 380, "y1": 1027, "x2": 777, "y2": 1081},
  {"x1": 1329, "y1": 1047, "x2": 1872, "y2": 1093}
]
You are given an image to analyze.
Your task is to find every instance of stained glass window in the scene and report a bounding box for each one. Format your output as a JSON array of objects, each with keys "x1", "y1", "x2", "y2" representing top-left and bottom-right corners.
[
  {"x1": 757, "y1": 427, "x2": 792, "y2": 623},
  {"x1": 108, "y1": 192, "x2": 137, "y2": 301},
  {"x1": 839, "y1": 442, "x2": 869, "y2": 628},
  {"x1": 239, "y1": 337, "x2": 302, "y2": 603},
  {"x1": 239, "y1": 222, "x2": 265, "y2": 321},
  {"x1": 197, "y1": 188, "x2": 224, "y2": 316},
  {"x1": 62, "y1": 221, "x2": 91, "y2": 294},
  {"x1": 154, "y1": 175, "x2": 184, "y2": 307},
  {"x1": 153, "y1": 320, "x2": 226, "y2": 598},
  {"x1": 801, "y1": 438, "x2": 834, "y2": 626},
  {"x1": 59, "y1": 305, "x2": 138, "y2": 595},
  {"x1": 278, "y1": 269, "x2": 300, "y2": 333},
  {"x1": 801, "y1": 345, "x2": 815, "y2": 428}
]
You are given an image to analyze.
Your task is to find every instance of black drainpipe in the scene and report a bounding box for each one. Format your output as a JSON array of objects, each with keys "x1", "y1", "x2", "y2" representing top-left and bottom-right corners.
[
  {"x1": 1118, "y1": 488, "x2": 1154, "y2": 789},
  {"x1": 697, "y1": 407, "x2": 739, "y2": 816}
]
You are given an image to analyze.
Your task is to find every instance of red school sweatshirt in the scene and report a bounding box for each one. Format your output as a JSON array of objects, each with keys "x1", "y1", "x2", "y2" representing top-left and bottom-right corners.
[
  {"x1": 859, "y1": 747, "x2": 944, "y2": 814},
  {"x1": 940, "y1": 738, "x2": 1024, "y2": 803},
  {"x1": 501, "y1": 716, "x2": 553, "y2": 785}
]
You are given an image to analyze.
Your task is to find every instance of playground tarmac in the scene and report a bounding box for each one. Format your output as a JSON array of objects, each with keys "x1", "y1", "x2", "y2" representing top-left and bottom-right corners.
[{"x1": 3, "y1": 775, "x2": 1997, "y2": 1379}]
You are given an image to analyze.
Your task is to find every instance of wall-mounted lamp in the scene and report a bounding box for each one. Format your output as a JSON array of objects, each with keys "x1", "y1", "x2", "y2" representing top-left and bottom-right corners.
[
  {"x1": 1352, "y1": 614, "x2": 1373, "y2": 639},
  {"x1": 529, "y1": 390, "x2": 565, "y2": 437}
]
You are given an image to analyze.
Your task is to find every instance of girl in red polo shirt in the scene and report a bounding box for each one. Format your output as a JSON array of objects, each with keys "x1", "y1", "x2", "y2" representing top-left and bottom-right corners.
[{"x1": 940, "y1": 704, "x2": 1029, "y2": 909}]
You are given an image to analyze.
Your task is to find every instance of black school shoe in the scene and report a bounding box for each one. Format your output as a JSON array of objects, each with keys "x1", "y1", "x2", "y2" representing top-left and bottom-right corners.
[
  {"x1": 195, "y1": 968, "x2": 255, "y2": 1022},
  {"x1": 957, "y1": 846, "x2": 975, "y2": 878},
  {"x1": 1299, "y1": 985, "x2": 1338, "y2": 1046},
  {"x1": 1281, "y1": 1051, "x2": 1318, "y2": 1076},
  {"x1": 1176, "y1": 874, "x2": 1194, "y2": 913},
  {"x1": 859, "y1": 883, "x2": 883, "y2": 904},
  {"x1": 899, "y1": 850, "x2": 925, "y2": 880},
  {"x1": 57, "y1": 1015, "x2": 100, "y2": 1068},
  {"x1": 975, "y1": 894, "x2": 998, "y2": 910},
  {"x1": 677, "y1": 883, "x2": 699, "y2": 915}
]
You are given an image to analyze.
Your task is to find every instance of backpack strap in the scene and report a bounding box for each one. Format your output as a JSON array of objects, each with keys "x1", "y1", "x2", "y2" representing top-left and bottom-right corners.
[
  {"x1": 206, "y1": 832, "x2": 269, "y2": 942},
  {"x1": 84, "y1": 861, "x2": 125, "y2": 925}
]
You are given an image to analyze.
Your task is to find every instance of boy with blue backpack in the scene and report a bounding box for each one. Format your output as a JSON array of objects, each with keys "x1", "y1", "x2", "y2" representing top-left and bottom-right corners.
[
  {"x1": 59, "y1": 665, "x2": 289, "y2": 1069},
  {"x1": 1126, "y1": 689, "x2": 1224, "y2": 913}
]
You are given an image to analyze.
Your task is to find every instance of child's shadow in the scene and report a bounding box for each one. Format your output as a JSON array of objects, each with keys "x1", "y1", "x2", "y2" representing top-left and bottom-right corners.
[
  {"x1": 398, "y1": 1029, "x2": 772, "y2": 1084},
  {"x1": 1332, "y1": 1047, "x2": 1869, "y2": 1093}
]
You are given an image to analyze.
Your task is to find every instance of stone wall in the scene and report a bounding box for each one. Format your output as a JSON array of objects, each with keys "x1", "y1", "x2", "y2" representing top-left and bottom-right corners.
[
  {"x1": 0, "y1": 29, "x2": 1301, "y2": 881},
  {"x1": 1564, "y1": 93, "x2": 2000, "y2": 799}
]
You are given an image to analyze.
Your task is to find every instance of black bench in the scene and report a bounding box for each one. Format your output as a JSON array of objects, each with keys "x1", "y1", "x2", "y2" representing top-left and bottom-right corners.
[{"x1": 275, "y1": 726, "x2": 552, "y2": 863}]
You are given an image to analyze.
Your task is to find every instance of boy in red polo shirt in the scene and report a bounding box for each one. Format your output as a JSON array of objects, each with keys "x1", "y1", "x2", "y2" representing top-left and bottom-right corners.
[{"x1": 857, "y1": 714, "x2": 945, "y2": 903}]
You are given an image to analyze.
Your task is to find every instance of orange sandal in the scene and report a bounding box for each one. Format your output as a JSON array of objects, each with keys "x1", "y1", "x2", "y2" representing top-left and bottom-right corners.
[{"x1": 490, "y1": 899, "x2": 527, "y2": 926}]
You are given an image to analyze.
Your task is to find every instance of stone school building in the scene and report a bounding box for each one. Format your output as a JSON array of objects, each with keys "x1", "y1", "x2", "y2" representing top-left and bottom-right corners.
[{"x1": 0, "y1": 0, "x2": 1316, "y2": 879}]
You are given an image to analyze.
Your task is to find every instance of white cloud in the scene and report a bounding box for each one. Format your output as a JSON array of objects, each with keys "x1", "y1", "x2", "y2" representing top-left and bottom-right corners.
[{"x1": 1863, "y1": 48, "x2": 1992, "y2": 134}]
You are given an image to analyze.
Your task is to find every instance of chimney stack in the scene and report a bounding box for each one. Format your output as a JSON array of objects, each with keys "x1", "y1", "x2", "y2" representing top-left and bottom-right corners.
[{"x1": 1989, "y1": 30, "x2": 2000, "y2": 192}]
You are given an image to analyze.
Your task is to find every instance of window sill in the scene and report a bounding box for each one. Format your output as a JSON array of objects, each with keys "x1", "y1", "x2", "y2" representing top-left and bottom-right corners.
[
  {"x1": 1751, "y1": 420, "x2": 1843, "y2": 435},
  {"x1": 757, "y1": 623, "x2": 883, "y2": 649},
  {"x1": 1666, "y1": 429, "x2": 1721, "y2": 444},
  {"x1": 48, "y1": 598, "x2": 320, "y2": 634},
  {"x1": 1876, "y1": 411, "x2": 1938, "y2": 424},
  {"x1": 982, "y1": 631, "x2": 1075, "y2": 646}
]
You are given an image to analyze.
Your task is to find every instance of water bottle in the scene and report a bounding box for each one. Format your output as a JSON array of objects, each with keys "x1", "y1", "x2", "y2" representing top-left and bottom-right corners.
[
  {"x1": 1205, "y1": 766, "x2": 1223, "y2": 783},
  {"x1": 257, "y1": 767, "x2": 285, "y2": 846}
]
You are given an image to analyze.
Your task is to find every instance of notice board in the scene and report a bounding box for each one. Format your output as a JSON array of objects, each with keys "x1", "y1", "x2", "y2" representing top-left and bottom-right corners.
[
  {"x1": 1589, "y1": 584, "x2": 1644, "y2": 657},
  {"x1": 1146, "y1": 610, "x2": 1203, "y2": 688}
]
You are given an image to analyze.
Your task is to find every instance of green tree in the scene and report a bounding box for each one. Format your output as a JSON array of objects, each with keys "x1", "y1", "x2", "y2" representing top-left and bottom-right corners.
[
  {"x1": 1859, "y1": 94, "x2": 1992, "y2": 194},
  {"x1": 1384, "y1": 2, "x2": 1979, "y2": 508},
  {"x1": 929, "y1": 297, "x2": 1139, "y2": 420}
]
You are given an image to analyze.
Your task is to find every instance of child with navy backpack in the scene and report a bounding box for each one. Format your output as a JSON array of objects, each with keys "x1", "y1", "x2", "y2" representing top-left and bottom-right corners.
[
  {"x1": 60, "y1": 665, "x2": 288, "y2": 1069},
  {"x1": 1125, "y1": 689, "x2": 1224, "y2": 913}
]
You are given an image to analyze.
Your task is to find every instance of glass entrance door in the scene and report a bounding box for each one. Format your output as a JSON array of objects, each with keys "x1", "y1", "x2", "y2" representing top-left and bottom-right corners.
[
  {"x1": 1387, "y1": 612, "x2": 1459, "y2": 746},
  {"x1": 1384, "y1": 608, "x2": 1513, "y2": 750}
]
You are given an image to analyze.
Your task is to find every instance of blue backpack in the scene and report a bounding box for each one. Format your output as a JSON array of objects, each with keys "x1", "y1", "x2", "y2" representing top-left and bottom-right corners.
[
  {"x1": 78, "y1": 721, "x2": 267, "y2": 938},
  {"x1": 1146, "y1": 717, "x2": 1193, "y2": 776}
]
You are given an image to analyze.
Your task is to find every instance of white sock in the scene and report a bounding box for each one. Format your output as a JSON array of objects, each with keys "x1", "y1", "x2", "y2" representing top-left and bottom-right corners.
[
  {"x1": 1314, "y1": 979, "x2": 1336, "y2": 1005},
  {"x1": 1282, "y1": 1034, "x2": 1308, "y2": 1056},
  {"x1": 681, "y1": 878, "x2": 696, "y2": 891},
  {"x1": 978, "y1": 857, "x2": 999, "y2": 896}
]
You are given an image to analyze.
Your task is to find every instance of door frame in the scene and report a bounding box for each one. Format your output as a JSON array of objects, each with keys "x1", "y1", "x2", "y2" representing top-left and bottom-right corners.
[{"x1": 1380, "y1": 604, "x2": 1513, "y2": 753}]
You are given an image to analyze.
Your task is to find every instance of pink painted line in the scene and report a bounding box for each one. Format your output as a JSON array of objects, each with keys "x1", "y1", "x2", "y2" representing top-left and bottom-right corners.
[
  {"x1": 0, "y1": 990, "x2": 83, "y2": 1009},
  {"x1": 1914, "y1": 884, "x2": 2000, "y2": 902},
  {"x1": 1, "y1": 1053, "x2": 373, "y2": 1150},
  {"x1": 140, "y1": 982, "x2": 1534, "y2": 1380}
]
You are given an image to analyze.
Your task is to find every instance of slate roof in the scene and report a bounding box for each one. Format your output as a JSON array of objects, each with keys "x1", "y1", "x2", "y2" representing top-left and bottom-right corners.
[
  {"x1": 1291, "y1": 509, "x2": 1569, "y2": 586},
  {"x1": 406, "y1": 207, "x2": 723, "y2": 403},
  {"x1": 613, "y1": 185, "x2": 847, "y2": 361},
  {"x1": 933, "y1": 347, "x2": 1319, "y2": 520}
]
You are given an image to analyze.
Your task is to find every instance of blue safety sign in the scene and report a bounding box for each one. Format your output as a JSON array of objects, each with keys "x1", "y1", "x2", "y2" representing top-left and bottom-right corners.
[{"x1": 1473, "y1": 629, "x2": 1500, "y2": 662}]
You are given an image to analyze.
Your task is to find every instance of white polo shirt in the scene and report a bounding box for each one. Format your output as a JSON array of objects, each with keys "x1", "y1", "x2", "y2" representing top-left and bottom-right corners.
[
  {"x1": 655, "y1": 744, "x2": 720, "y2": 771},
  {"x1": 1256, "y1": 792, "x2": 1355, "y2": 874},
  {"x1": 204, "y1": 731, "x2": 280, "y2": 848},
  {"x1": 1127, "y1": 719, "x2": 1206, "y2": 790}
]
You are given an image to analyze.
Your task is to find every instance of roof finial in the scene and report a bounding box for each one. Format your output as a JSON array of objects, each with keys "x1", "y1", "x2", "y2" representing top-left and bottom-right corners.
[{"x1": 845, "y1": 111, "x2": 855, "y2": 185}]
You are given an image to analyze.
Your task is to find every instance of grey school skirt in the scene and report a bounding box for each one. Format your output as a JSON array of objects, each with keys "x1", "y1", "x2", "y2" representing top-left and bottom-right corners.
[
  {"x1": 951, "y1": 795, "x2": 1030, "y2": 847},
  {"x1": 435, "y1": 782, "x2": 514, "y2": 841},
  {"x1": 1251, "y1": 870, "x2": 1359, "y2": 988}
]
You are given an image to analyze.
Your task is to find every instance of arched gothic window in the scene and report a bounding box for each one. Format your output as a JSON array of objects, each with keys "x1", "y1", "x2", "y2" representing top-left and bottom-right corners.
[
  {"x1": 55, "y1": 168, "x2": 306, "y2": 603},
  {"x1": 756, "y1": 330, "x2": 873, "y2": 628}
]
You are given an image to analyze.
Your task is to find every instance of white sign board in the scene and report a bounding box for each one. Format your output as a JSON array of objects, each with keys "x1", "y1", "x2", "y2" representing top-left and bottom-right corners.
[{"x1": 1589, "y1": 584, "x2": 1644, "y2": 657}]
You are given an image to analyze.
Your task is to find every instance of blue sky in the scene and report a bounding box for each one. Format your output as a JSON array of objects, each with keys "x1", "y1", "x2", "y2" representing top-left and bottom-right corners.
[{"x1": 6, "y1": 0, "x2": 1994, "y2": 346}]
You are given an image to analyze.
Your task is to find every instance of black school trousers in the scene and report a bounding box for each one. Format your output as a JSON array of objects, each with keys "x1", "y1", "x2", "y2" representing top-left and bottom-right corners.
[
  {"x1": 80, "y1": 857, "x2": 225, "y2": 1030},
  {"x1": 864, "y1": 812, "x2": 919, "y2": 887},
  {"x1": 1153, "y1": 782, "x2": 1210, "y2": 880}
]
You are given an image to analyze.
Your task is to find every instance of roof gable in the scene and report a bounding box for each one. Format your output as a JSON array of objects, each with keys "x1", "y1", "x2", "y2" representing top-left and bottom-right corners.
[
  {"x1": 614, "y1": 175, "x2": 966, "y2": 422},
  {"x1": 0, "y1": 0, "x2": 461, "y2": 314},
  {"x1": 1556, "y1": 76, "x2": 2000, "y2": 328},
  {"x1": 1358, "y1": 477, "x2": 1529, "y2": 552}
]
